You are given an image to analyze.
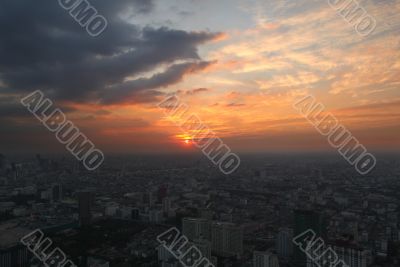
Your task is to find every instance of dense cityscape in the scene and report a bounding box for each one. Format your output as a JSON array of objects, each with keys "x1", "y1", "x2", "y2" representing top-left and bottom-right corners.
[
  {"x1": 1, "y1": 0, "x2": 399, "y2": 267},
  {"x1": 1, "y1": 153, "x2": 399, "y2": 267}
]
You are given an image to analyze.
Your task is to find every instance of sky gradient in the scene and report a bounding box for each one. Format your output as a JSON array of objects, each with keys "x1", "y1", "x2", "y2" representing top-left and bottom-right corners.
[{"x1": 0, "y1": 0, "x2": 399, "y2": 154}]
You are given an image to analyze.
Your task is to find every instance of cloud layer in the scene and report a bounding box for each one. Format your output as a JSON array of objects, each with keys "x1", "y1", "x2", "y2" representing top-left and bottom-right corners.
[
  {"x1": 0, "y1": 0, "x2": 220, "y2": 104},
  {"x1": 0, "y1": 0, "x2": 399, "y2": 153}
]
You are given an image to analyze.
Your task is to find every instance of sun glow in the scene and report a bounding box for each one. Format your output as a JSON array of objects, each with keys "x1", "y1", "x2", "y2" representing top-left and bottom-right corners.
[{"x1": 175, "y1": 134, "x2": 194, "y2": 146}]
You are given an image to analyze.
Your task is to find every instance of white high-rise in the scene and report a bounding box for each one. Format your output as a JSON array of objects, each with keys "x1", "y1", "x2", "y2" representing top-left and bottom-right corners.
[
  {"x1": 276, "y1": 227, "x2": 293, "y2": 260},
  {"x1": 253, "y1": 251, "x2": 280, "y2": 267},
  {"x1": 332, "y1": 244, "x2": 367, "y2": 267},
  {"x1": 307, "y1": 243, "x2": 368, "y2": 267},
  {"x1": 211, "y1": 222, "x2": 243, "y2": 257}
]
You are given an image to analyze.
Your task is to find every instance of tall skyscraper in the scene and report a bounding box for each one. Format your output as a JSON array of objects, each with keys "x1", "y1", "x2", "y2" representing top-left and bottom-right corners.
[
  {"x1": 211, "y1": 222, "x2": 243, "y2": 257},
  {"x1": 276, "y1": 227, "x2": 293, "y2": 260},
  {"x1": 293, "y1": 210, "x2": 326, "y2": 266},
  {"x1": 182, "y1": 218, "x2": 211, "y2": 241},
  {"x1": 78, "y1": 191, "x2": 93, "y2": 226},
  {"x1": 253, "y1": 251, "x2": 280, "y2": 267}
]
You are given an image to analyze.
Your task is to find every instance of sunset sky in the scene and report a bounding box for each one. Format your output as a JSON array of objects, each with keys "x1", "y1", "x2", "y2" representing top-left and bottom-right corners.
[{"x1": 0, "y1": 0, "x2": 399, "y2": 154}]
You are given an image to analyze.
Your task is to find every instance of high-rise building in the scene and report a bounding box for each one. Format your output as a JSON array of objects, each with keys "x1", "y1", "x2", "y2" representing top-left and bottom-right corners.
[
  {"x1": 157, "y1": 245, "x2": 180, "y2": 267},
  {"x1": 0, "y1": 230, "x2": 31, "y2": 267},
  {"x1": 307, "y1": 241, "x2": 368, "y2": 267},
  {"x1": 276, "y1": 227, "x2": 293, "y2": 260},
  {"x1": 182, "y1": 218, "x2": 211, "y2": 241},
  {"x1": 158, "y1": 184, "x2": 168, "y2": 202},
  {"x1": 163, "y1": 198, "x2": 171, "y2": 214},
  {"x1": 194, "y1": 239, "x2": 212, "y2": 260},
  {"x1": 253, "y1": 251, "x2": 280, "y2": 267},
  {"x1": 331, "y1": 242, "x2": 367, "y2": 267},
  {"x1": 78, "y1": 191, "x2": 93, "y2": 226},
  {"x1": 143, "y1": 191, "x2": 154, "y2": 207},
  {"x1": 293, "y1": 210, "x2": 326, "y2": 266},
  {"x1": 211, "y1": 222, "x2": 243, "y2": 257},
  {"x1": 157, "y1": 245, "x2": 173, "y2": 262},
  {"x1": 131, "y1": 208, "x2": 140, "y2": 220},
  {"x1": 51, "y1": 184, "x2": 62, "y2": 202},
  {"x1": 149, "y1": 209, "x2": 164, "y2": 223},
  {"x1": 0, "y1": 244, "x2": 30, "y2": 267}
]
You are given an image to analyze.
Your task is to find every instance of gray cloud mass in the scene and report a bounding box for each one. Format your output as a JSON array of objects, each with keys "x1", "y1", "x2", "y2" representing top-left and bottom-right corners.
[{"x1": 0, "y1": 0, "x2": 219, "y2": 104}]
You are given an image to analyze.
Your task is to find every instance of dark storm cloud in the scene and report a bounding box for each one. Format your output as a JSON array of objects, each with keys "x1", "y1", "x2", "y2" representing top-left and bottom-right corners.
[
  {"x1": 0, "y1": 0, "x2": 220, "y2": 104},
  {"x1": 0, "y1": 96, "x2": 27, "y2": 118},
  {"x1": 0, "y1": 94, "x2": 73, "y2": 115},
  {"x1": 100, "y1": 61, "x2": 213, "y2": 104}
]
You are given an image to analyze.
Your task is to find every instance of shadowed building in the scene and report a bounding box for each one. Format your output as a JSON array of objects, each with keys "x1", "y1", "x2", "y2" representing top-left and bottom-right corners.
[
  {"x1": 78, "y1": 191, "x2": 93, "y2": 226},
  {"x1": 211, "y1": 222, "x2": 243, "y2": 257},
  {"x1": 182, "y1": 218, "x2": 211, "y2": 241},
  {"x1": 293, "y1": 209, "x2": 327, "y2": 266}
]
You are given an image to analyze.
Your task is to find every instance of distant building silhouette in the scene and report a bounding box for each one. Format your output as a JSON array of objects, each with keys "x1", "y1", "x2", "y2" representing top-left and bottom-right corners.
[
  {"x1": 253, "y1": 251, "x2": 279, "y2": 267},
  {"x1": 78, "y1": 191, "x2": 93, "y2": 226},
  {"x1": 182, "y1": 218, "x2": 211, "y2": 241},
  {"x1": 211, "y1": 222, "x2": 243, "y2": 257},
  {"x1": 158, "y1": 184, "x2": 168, "y2": 202},
  {"x1": 194, "y1": 238, "x2": 212, "y2": 260},
  {"x1": 0, "y1": 244, "x2": 30, "y2": 267},
  {"x1": 293, "y1": 210, "x2": 326, "y2": 266},
  {"x1": 0, "y1": 154, "x2": 6, "y2": 170},
  {"x1": 52, "y1": 184, "x2": 63, "y2": 202},
  {"x1": 309, "y1": 240, "x2": 368, "y2": 267},
  {"x1": 276, "y1": 227, "x2": 293, "y2": 260}
]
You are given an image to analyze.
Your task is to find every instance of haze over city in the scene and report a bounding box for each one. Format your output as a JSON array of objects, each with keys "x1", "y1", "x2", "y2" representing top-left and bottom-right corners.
[{"x1": 0, "y1": 1, "x2": 400, "y2": 267}]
